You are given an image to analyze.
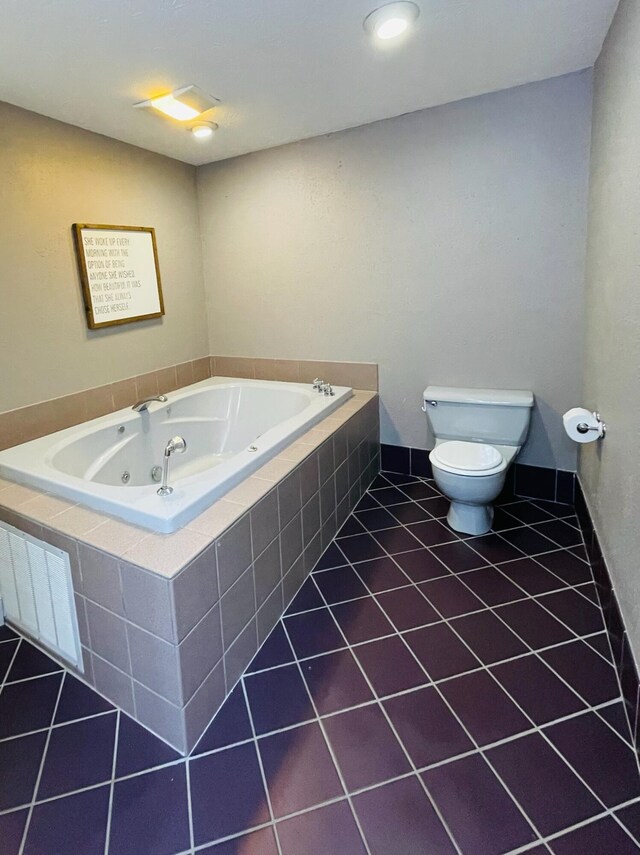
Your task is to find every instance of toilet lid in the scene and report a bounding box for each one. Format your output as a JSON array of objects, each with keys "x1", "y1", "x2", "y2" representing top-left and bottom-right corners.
[{"x1": 432, "y1": 441, "x2": 503, "y2": 473}]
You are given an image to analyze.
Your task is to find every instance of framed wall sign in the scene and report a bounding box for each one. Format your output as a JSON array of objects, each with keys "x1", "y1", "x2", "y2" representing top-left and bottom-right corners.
[{"x1": 73, "y1": 224, "x2": 165, "y2": 329}]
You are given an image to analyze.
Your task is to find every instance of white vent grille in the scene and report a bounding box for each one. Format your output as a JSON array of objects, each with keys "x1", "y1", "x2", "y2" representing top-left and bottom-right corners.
[{"x1": 0, "y1": 522, "x2": 82, "y2": 669}]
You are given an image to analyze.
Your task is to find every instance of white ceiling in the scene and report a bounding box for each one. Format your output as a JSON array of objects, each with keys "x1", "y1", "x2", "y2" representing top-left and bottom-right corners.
[{"x1": 0, "y1": 0, "x2": 618, "y2": 166}]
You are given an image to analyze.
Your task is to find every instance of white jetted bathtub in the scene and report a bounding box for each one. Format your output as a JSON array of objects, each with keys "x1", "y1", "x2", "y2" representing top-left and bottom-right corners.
[{"x1": 0, "y1": 378, "x2": 352, "y2": 532}]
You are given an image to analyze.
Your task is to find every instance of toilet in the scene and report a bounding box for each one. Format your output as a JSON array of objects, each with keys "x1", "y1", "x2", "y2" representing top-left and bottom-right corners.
[{"x1": 423, "y1": 386, "x2": 534, "y2": 535}]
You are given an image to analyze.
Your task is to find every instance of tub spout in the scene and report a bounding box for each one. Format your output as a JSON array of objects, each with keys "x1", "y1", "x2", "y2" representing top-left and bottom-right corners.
[{"x1": 133, "y1": 395, "x2": 168, "y2": 413}]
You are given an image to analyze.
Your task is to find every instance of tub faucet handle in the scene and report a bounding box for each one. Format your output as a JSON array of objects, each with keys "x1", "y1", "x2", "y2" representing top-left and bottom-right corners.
[
  {"x1": 312, "y1": 378, "x2": 325, "y2": 392},
  {"x1": 321, "y1": 383, "x2": 334, "y2": 397}
]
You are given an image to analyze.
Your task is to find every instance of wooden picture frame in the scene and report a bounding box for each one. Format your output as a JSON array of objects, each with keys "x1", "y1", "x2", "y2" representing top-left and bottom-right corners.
[{"x1": 73, "y1": 223, "x2": 165, "y2": 329}]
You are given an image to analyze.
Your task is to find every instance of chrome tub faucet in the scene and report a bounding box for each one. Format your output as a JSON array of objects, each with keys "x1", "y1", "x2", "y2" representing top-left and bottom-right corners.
[{"x1": 132, "y1": 395, "x2": 168, "y2": 413}]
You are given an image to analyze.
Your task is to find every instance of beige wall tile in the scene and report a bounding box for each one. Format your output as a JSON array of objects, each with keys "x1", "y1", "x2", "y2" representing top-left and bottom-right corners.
[
  {"x1": 187, "y1": 498, "x2": 245, "y2": 539},
  {"x1": 156, "y1": 365, "x2": 179, "y2": 394},
  {"x1": 134, "y1": 371, "x2": 160, "y2": 400},
  {"x1": 296, "y1": 360, "x2": 380, "y2": 391},
  {"x1": 0, "y1": 483, "x2": 44, "y2": 509},
  {"x1": 123, "y1": 529, "x2": 211, "y2": 577},
  {"x1": 273, "y1": 359, "x2": 301, "y2": 383},
  {"x1": 83, "y1": 385, "x2": 115, "y2": 420},
  {"x1": 298, "y1": 426, "x2": 333, "y2": 446},
  {"x1": 0, "y1": 356, "x2": 376, "y2": 454},
  {"x1": 296, "y1": 360, "x2": 329, "y2": 385},
  {"x1": 82, "y1": 518, "x2": 148, "y2": 556},
  {"x1": 52, "y1": 505, "x2": 106, "y2": 538},
  {"x1": 329, "y1": 362, "x2": 378, "y2": 391},
  {"x1": 192, "y1": 357, "x2": 211, "y2": 383},
  {"x1": 0, "y1": 403, "x2": 50, "y2": 448},
  {"x1": 224, "y1": 477, "x2": 272, "y2": 507},
  {"x1": 213, "y1": 356, "x2": 255, "y2": 379},
  {"x1": 111, "y1": 377, "x2": 138, "y2": 411},
  {"x1": 50, "y1": 393, "x2": 90, "y2": 434},
  {"x1": 277, "y1": 442, "x2": 313, "y2": 464},
  {"x1": 253, "y1": 458, "x2": 296, "y2": 482},
  {"x1": 18, "y1": 493, "x2": 74, "y2": 523},
  {"x1": 252, "y1": 358, "x2": 276, "y2": 381},
  {"x1": 175, "y1": 361, "x2": 194, "y2": 388}
]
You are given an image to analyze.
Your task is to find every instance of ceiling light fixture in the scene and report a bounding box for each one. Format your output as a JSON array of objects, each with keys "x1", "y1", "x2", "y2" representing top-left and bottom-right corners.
[
  {"x1": 135, "y1": 85, "x2": 220, "y2": 122},
  {"x1": 190, "y1": 122, "x2": 218, "y2": 139},
  {"x1": 363, "y1": 1, "x2": 420, "y2": 41}
]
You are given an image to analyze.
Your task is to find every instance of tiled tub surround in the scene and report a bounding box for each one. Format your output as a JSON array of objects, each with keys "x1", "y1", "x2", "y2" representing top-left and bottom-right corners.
[
  {"x1": 0, "y1": 391, "x2": 379, "y2": 754},
  {"x1": 381, "y1": 443, "x2": 578, "y2": 505},
  {"x1": 0, "y1": 356, "x2": 377, "y2": 452},
  {"x1": 2, "y1": 476, "x2": 640, "y2": 854},
  {"x1": 0, "y1": 378, "x2": 353, "y2": 533}
]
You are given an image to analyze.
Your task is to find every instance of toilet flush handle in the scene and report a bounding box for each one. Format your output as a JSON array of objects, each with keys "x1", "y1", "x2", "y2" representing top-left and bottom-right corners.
[{"x1": 421, "y1": 400, "x2": 438, "y2": 413}]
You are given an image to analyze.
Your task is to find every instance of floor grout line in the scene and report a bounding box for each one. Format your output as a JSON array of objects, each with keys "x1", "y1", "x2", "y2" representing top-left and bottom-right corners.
[
  {"x1": 0, "y1": 636, "x2": 22, "y2": 694},
  {"x1": 184, "y1": 753, "x2": 195, "y2": 855},
  {"x1": 3, "y1": 481, "x2": 637, "y2": 855},
  {"x1": 283, "y1": 583, "x2": 463, "y2": 854},
  {"x1": 102, "y1": 708, "x2": 120, "y2": 855},
  {"x1": 311, "y1": 558, "x2": 545, "y2": 849},
  {"x1": 0, "y1": 707, "x2": 117, "y2": 743},
  {"x1": 245, "y1": 617, "x2": 612, "y2": 693},
  {"x1": 239, "y1": 678, "x2": 284, "y2": 855},
  {"x1": 0, "y1": 669, "x2": 627, "y2": 820},
  {"x1": 18, "y1": 669, "x2": 67, "y2": 855},
  {"x1": 278, "y1": 617, "x2": 374, "y2": 855}
]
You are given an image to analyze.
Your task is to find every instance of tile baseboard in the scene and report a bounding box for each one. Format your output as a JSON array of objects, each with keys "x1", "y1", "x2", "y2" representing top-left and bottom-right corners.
[
  {"x1": 380, "y1": 443, "x2": 576, "y2": 504},
  {"x1": 0, "y1": 357, "x2": 378, "y2": 452},
  {"x1": 575, "y1": 478, "x2": 640, "y2": 759},
  {"x1": 211, "y1": 356, "x2": 378, "y2": 392}
]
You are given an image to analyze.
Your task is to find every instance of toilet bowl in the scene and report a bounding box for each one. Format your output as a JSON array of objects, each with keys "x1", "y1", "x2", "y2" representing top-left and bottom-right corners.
[
  {"x1": 429, "y1": 440, "x2": 514, "y2": 535},
  {"x1": 422, "y1": 385, "x2": 534, "y2": 537}
]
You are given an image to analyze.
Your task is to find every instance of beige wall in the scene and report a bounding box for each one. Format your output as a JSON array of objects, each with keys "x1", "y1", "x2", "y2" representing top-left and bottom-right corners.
[
  {"x1": 197, "y1": 72, "x2": 593, "y2": 470},
  {"x1": 581, "y1": 0, "x2": 640, "y2": 657},
  {"x1": 1, "y1": 74, "x2": 593, "y2": 472},
  {"x1": 0, "y1": 102, "x2": 208, "y2": 413}
]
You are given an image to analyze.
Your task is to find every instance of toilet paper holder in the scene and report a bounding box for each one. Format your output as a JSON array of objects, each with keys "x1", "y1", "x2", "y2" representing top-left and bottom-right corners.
[{"x1": 576, "y1": 412, "x2": 606, "y2": 438}]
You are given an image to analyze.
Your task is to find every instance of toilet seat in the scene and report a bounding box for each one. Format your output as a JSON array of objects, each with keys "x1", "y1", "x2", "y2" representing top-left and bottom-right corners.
[{"x1": 431, "y1": 441, "x2": 506, "y2": 477}]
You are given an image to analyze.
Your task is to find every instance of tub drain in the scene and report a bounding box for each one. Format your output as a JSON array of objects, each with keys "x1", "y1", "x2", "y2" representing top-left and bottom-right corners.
[{"x1": 121, "y1": 471, "x2": 131, "y2": 484}]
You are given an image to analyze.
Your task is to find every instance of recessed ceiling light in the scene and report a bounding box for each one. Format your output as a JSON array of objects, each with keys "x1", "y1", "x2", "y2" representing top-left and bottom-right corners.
[
  {"x1": 364, "y1": 2, "x2": 420, "y2": 41},
  {"x1": 191, "y1": 122, "x2": 218, "y2": 139},
  {"x1": 135, "y1": 85, "x2": 220, "y2": 122},
  {"x1": 149, "y1": 94, "x2": 200, "y2": 121}
]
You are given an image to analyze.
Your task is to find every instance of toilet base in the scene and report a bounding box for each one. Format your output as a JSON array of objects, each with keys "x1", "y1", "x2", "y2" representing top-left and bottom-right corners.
[{"x1": 447, "y1": 500, "x2": 494, "y2": 536}]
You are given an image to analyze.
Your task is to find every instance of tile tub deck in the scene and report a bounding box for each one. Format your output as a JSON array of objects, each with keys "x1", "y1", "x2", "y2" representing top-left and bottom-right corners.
[
  {"x1": 0, "y1": 390, "x2": 379, "y2": 753},
  {"x1": 1, "y1": 473, "x2": 639, "y2": 854}
]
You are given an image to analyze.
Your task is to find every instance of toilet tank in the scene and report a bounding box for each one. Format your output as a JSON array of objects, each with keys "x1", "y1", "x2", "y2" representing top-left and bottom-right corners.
[{"x1": 423, "y1": 386, "x2": 534, "y2": 446}]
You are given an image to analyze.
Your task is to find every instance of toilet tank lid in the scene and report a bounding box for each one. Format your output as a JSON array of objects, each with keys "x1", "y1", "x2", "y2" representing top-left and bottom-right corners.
[{"x1": 424, "y1": 386, "x2": 534, "y2": 407}]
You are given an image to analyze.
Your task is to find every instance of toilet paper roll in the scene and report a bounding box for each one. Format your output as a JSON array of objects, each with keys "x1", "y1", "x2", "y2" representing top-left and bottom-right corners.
[{"x1": 563, "y1": 407, "x2": 604, "y2": 443}]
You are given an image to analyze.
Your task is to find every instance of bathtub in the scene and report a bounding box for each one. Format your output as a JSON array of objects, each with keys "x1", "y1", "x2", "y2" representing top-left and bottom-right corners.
[{"x1": 0, "y1": 377, "x2": 352, "y2": 532}]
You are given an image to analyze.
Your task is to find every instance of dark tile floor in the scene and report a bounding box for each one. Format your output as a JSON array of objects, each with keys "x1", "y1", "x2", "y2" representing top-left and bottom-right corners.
[{"x1": 2, "y1": 470, "x2": 640, "y2": 854}]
